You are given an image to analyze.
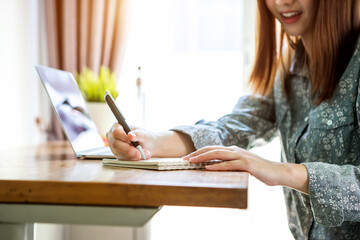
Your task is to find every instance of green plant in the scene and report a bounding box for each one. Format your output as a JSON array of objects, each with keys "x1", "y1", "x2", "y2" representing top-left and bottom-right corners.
[{"x1": 76, "y1": 66, "x2": 119, "y2": 102}]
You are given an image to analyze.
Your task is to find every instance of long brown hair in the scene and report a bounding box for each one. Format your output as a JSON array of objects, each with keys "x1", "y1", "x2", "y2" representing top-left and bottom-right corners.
[{"x1": 249, "y1": 0, "x2": 360, "y2": 103}]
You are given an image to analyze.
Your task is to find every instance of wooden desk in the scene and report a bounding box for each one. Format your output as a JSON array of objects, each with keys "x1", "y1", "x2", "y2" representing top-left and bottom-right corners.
[{"x1": 0, "y1": 141, "x2": 248, "y2": 239}]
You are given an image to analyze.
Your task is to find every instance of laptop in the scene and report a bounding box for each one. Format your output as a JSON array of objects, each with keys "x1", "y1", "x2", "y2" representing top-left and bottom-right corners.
[{"x1": 36, "y1": 65, "x2": 115, "y2": 159}]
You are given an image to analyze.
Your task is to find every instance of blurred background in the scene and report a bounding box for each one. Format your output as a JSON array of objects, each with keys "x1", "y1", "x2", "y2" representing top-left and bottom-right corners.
[{"x1": 0, "y1": 0, "x2": 292, "y2": 239}]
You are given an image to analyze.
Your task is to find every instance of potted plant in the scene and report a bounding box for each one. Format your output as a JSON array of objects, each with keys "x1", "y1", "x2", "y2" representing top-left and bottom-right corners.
[{"x1": 76, "y1": 66, "x2": 118, "y2": 137}]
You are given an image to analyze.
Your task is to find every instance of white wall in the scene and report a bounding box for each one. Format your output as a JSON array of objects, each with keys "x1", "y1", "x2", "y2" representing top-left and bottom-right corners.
[
  {"x1": 0, "y1": 0, "x2": 43, "y2": 151},
  {"x1": 0, "y1": 0, "x2": 62, "y2": 238}
]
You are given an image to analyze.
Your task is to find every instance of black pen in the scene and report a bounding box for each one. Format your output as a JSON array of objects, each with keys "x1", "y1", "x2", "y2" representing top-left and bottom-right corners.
[{"x1": 104, "y1": 90, "x2": 147, "y2": 160}]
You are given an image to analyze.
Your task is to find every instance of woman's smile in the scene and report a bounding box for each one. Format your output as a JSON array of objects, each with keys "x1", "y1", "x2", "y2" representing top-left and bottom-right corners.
[
  {"x1": 265, "y1": 0, "x2": 315, "y2": 44},
  {"x1": 280, "y1": 10, "x2": 303, "y2": 24}
]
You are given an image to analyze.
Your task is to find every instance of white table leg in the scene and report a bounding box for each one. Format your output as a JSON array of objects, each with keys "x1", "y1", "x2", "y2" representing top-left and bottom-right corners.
[{"x1": 0, "y1": 223, "x2": 33, "y2": 240}]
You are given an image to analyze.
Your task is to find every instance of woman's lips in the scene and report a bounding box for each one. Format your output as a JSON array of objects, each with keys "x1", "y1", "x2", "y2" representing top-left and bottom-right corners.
[{"x1": 280, "y1": 11, "x2": 303, "y2": 24}]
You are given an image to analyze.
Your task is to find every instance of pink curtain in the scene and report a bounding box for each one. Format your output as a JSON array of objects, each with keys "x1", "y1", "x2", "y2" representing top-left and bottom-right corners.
[{"x1": 43, "y1": 0, "x2": 131, "y2": 140}]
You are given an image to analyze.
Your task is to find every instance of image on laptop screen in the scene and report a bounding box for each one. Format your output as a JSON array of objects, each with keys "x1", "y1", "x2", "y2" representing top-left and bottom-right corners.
[{"x1": 36, "y1": 65, "x2": 109, "y2": 155}]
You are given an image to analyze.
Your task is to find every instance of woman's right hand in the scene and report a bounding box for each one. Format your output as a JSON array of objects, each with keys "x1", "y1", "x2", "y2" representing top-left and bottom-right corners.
[
  {"x1": 106, "y1": 123, "x2": 156, "y2": 161},
  {"x1": 107, "y1": 123, "x2": 196, "y2": 161}
]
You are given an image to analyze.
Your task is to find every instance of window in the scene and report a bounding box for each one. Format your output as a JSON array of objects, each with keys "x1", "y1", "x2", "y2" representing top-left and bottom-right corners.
[
  {"x1": 118, "y1": 0, "x2": 255, "y2": 130},
  {"x1": 173, "y1": 0, "x2": 243, "y2": 51}
]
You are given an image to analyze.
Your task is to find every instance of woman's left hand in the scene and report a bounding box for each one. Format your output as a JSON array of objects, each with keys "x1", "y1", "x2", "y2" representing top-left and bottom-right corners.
[{"x1": 183, "y1": 145, "x2": 309, "y2": 193}]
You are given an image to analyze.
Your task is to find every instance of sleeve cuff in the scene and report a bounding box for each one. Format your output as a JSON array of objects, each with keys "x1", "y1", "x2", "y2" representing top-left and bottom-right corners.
[
  {"x1": 170, "y1": 125, "x2": 224, "y2": 150},
  {"x1": 301, "y1": 162, "x2": 344, "y2": 226}
]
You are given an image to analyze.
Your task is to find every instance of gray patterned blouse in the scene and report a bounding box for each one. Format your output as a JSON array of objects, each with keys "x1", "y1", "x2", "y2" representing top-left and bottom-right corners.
[{"x1": 172, "y1": 39, "x2": 360, "y2": 239}]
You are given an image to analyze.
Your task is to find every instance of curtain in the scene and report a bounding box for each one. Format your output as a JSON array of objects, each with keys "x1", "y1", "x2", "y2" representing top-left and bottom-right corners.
[{"x1": 43, "y1": 0, "x2": 131, "y2": 140}]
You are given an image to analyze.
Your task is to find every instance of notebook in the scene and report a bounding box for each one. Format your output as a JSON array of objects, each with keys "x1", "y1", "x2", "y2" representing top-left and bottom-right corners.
[
  {"x1": 36, "y1": 65, "x2": 115, "y2": 159},
  {"x1": 102, "y1": 158, "x2": 222, "y2": 170}
]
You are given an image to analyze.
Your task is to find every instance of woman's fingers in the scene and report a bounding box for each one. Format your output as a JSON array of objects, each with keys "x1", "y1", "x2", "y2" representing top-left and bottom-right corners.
[
  {"x1": 188, "y1": 148, "x2": 245, "y2": 163},
  {"x1": 183, "y1": 146, "x2": 231, "y2": 160},
  {"x1": 107, "y1": 123, "x2": 154, "y2": 160},
  {"x1": 128, "y1": 132, "x2": 138, "y2": 142},
  {"x1": 143, "y1": 149, "x2": 152, "y2": 160},
  {"x1": 183, "y1": 145, "x2": 281, "y2": 187},
  {"x1": 184, "y1": 145, "x2": 246, "y2": 162},
  {"x1": 109, "y1": 123, "x2": 131, "y2": 143},
  {"x1": 183, "y1": 145, "x2": 253, "y2": 172},
  {"x1": 109, "y1": 139, "x2": 141, "y2": 161},
  {"x1": 128, "y1": 130, "x2": 147, "y2": 143},
  {"x1": 107, "y1": 123, "x2": 141, "y2": 160},
  {"x1": 205, "y1": 160, "x2": 248, "y2": 171}
]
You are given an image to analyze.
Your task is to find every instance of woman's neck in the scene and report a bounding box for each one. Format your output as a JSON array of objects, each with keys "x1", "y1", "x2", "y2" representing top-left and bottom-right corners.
[{"x1": 301, "y1": 34, "x2": 312, "y2": 56}]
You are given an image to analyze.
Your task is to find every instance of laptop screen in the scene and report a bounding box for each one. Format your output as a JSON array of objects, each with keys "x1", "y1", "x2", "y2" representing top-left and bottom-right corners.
[{"x1": 36, "y1": 65, "x2": 106, "y2": 153}]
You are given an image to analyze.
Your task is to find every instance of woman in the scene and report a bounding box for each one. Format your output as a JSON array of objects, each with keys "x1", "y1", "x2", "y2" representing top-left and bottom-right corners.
[{"x1": 107, "y1": 0, "x2": 360, "y2": 239}]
